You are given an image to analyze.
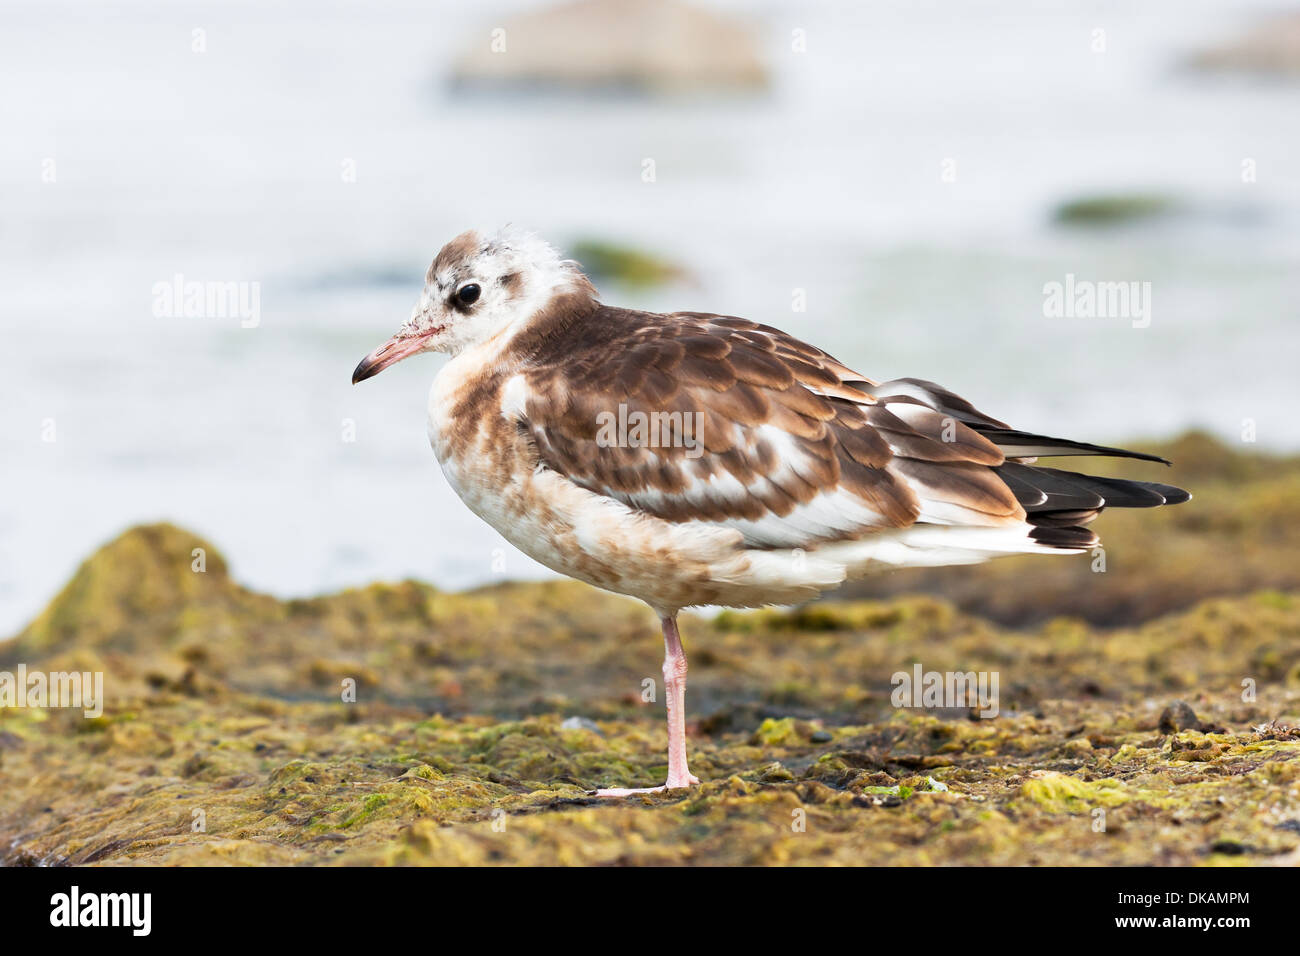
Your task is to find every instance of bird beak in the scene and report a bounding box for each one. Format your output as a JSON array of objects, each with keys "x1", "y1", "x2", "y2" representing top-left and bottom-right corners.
[{"x1": 351, "y1": 329, "x2": 439, "y2": 384}]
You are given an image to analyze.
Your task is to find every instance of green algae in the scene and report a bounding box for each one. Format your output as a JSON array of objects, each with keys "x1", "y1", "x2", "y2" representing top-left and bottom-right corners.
[
  {"x1": 1053, "y1": 193, "x2": 1181, "y2": 226},
  {"x1": 1, "y1": 434, "x2": 1299, "y2": 866},
  {"x1": 568, "y1": 239, "x2": 688, "y2": 288},
  {"x1": 1019, "y1": 773, "x2": 1130, "y2": 812}
]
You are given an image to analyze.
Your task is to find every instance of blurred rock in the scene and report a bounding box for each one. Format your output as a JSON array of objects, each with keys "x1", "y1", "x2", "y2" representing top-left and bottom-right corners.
[
  {"x1": 450, "y1": 0, "x2": 768, "y2": 96},
  {"x1": 1188, "y1": 13, "x2": 1300, "y2": 78},
  {"x1": 1052, "y1": 193, "x2": 1180, "y2": 226},
  {"x1": 11, "y1": 523, "x2": 260, "y2": 654},
  {"x1": 1158, "y1": 700, "x2": 1204, "y2": 734},
  {"x1": 560, "y1": 715, "x2": 603, "y2": 735},
  {"x1": 570, "y1": 239, "x2": 689, "y2": 287}
]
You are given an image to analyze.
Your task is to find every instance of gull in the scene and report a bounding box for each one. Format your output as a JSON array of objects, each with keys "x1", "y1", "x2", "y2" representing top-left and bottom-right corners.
[{"x1": 353, "y1": 226, "x2": 1190, "y2": 796}]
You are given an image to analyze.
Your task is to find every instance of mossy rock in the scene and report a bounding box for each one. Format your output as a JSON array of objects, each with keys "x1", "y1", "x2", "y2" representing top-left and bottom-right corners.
[{"x1": 1053, "y1": 193, "x2": 1180, "y2": 226}]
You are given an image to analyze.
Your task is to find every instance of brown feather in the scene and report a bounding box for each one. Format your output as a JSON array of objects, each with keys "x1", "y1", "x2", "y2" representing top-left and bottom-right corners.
[{"x1": 508, "y1": 303, "x2": 1037, "y2": 545}]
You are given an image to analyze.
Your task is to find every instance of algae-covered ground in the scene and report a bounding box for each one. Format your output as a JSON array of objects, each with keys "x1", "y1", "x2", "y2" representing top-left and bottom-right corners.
[{"x1": 2, "y1": 433, "x2": 1299, "y2": 866}]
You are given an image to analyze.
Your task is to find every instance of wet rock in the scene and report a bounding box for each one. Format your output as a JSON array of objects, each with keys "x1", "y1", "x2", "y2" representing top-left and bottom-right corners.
[
  {"x1": 1188, "y1": 13, "x2": 1300, "y2": 77},
  {"x1": 449, "y1": 0, "x2": 768, "y2": 96},
  {"x1": 1052, "y1": 193, "x2": 1181, "y2": 226},
  {"x1": 1158, "y1": 700, "x2": 1205, "y2": 734},
  {"x1": 560, "y1": 716, "x2": 603, "y2": 736},
  {"x1": 1208, "y1": 839, "x2": 1249, "y2": 856},
  {"x1": 569, "y1": 240, "x2": 688, "y2": 288},
  {"x1": 755, "y1": 762, "x2": 795, "y2": 784}
]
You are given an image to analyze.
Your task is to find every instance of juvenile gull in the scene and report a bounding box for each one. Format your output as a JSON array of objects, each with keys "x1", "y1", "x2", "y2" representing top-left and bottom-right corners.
[{"x1": 353, "y1": 227, "x2": 1190, "y2": 796}]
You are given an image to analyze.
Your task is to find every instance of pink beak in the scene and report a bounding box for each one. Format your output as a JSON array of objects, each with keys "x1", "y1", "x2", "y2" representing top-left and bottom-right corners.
[{"x1": 351, "y1": 328, "x2": 442, "y2": 384}]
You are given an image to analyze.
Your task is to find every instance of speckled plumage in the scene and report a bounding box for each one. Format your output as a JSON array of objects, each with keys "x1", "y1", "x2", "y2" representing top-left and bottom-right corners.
[{"x1": 353, "y1": 226, "x2": 1190, "y2": 793}]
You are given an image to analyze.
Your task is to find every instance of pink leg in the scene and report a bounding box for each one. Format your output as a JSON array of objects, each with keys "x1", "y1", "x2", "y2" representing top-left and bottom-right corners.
[{"x1": 595, "y1": 614, "x2": 700, "y2": 797}]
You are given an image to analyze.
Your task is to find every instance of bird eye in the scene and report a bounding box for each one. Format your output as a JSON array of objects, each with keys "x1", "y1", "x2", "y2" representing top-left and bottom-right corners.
[{"x1": 456, "y1": 283, "x2": 481, "y2": 306}]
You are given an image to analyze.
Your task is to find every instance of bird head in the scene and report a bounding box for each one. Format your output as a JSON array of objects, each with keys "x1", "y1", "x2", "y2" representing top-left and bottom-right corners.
[{"x1": 352, "y1": 226, "x2": 595, "y2": 383}]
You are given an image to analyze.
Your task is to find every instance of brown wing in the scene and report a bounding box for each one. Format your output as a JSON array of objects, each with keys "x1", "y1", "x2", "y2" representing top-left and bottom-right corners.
[{"x1": 510, "y1": 307, "x2": 1022, "y2": 549}]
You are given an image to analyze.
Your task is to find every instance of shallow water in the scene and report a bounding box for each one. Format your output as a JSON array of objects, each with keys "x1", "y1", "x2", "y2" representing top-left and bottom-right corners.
[{"x1": 2, "y1": 0, "x2": 1298, "y2": 636}]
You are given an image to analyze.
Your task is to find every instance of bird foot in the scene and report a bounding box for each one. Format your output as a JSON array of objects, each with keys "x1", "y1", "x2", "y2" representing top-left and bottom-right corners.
[{"x1": 592, "y1": 773, "x2": 699, "y2": 798}]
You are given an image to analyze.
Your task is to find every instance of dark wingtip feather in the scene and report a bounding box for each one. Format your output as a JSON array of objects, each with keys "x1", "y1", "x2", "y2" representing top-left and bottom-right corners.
[
  {"x1": 1149, "y1": 483, "x2": 1191, "y2": 505},
  {"x1": 1088, "y1": 446, "x2": 1171, "y2": 466},
  {"x1": 1029, "y1": 525, "x2": 1100, "y2": 549},
  {"x1": 1004, "y1": 464, "x2": 1189, "y2": 554},
  {"x1": 1099, "y1": 477, "x2": 1191, "y2": 506},
  {"x1": 975, "y1": 427, "x2": 1172, "y2": 465}
]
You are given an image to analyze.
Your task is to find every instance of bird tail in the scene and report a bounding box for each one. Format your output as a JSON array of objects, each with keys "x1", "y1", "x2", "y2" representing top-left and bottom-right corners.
[
  {"x1": 995, "y1": 459, "x2": 1190, "y2": 549},
  {"x1": 861, "y1": 378, "x2": 1191, "y2": 552}
]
